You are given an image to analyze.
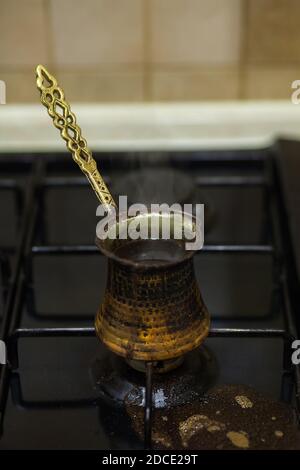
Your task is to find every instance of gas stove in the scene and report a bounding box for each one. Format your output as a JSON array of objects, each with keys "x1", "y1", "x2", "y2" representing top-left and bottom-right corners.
[{"x1": 0, "y1": 141, "x2": 300, "y2": 450}]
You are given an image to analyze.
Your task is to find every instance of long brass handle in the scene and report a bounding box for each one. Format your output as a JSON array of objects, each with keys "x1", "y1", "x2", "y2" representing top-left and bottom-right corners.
[{"x1": 36, "y1": 64, "x2": 116, "y2": 209}]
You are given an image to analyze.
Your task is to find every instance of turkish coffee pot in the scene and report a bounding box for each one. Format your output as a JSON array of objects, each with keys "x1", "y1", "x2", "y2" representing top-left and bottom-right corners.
[{"x1": 35, "y1": 65, "x2": 210, "y2": 371}]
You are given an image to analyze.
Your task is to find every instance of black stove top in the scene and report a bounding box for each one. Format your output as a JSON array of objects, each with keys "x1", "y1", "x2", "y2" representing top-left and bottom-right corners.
[{"x1": 0, "y1": 143, "x2": 299, "y2": 449}]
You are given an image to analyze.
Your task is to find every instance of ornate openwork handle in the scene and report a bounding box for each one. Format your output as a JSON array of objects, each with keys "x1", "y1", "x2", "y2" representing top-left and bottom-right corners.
[{"x1": 36, "y1": 64, "x2": 116, "y2": 209}]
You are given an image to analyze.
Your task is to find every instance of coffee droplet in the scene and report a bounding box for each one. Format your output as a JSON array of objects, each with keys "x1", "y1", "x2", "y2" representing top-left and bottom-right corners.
[
  {"x1": 179, "y1": 414, "x2": 225, "y2": 448},
  {"x1": 227, "y1": 431, "x2": 249, "y2": 449},
  {"x1": 235, "y1": 395, "x2": 253, "y2": 408},
  {"x1": 207, "y1": 425, "x2": 221, "y2": 433},
  {"x1": 153, "y1": 431, "x2": 172, "y2": 448}
]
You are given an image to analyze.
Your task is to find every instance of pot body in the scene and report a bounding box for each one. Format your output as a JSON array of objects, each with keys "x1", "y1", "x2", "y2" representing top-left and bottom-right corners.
[{"x1": 95, "y1": 254, "x2": 210, "y2": 361}]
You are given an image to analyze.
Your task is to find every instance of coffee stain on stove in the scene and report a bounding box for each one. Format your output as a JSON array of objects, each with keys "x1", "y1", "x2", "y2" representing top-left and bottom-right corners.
[
  {"x1": 235, "y1": 395, "x2": 253, "y2": 409},
  {"x1": 125, "y1": 384, "x2": 300, "y2": 450},
  {"x1": 179, "y1": 414, "x2": 226, "y2": 448},
  {"x1": 226, "y1": 431, "x2": 249, "y2": 449},
  {"x1": 152, "y1": 431, "x2": 172, "y2": 448}
]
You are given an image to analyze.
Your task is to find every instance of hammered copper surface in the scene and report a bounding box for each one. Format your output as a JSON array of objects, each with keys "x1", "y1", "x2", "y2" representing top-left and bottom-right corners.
[{"x1": 95, "y1": 249, "x2": 209, "y2": 361}]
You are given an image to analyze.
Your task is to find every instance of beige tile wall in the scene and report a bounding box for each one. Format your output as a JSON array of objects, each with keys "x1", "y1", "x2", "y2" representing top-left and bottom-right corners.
[{"x1": 0, "y1": 0, "x2": 299, "y2": 102}]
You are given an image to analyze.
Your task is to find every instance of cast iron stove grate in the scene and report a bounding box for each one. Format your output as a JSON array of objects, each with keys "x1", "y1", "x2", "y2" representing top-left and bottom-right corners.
[{"x1": 0, "y1": 142, "x2": 299, "y2": 449}]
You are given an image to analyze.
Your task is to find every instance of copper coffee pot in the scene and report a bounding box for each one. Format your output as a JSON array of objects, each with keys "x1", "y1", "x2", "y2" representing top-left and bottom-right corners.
[
  {"x1": 95, "y1": 212, "x2": 210, "y2": 365},
  {"x1": 36, "y1": 66, "x2": 210, "y2": 368}
]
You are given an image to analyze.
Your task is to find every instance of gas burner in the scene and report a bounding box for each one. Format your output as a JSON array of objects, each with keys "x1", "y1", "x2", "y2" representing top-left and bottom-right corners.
[
  {"x1": 92, "y1": 345, "x2": 218, "y2": 409},
  {"x1": 93, "y1": 346, "x2": 218, "y2": 449}
]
